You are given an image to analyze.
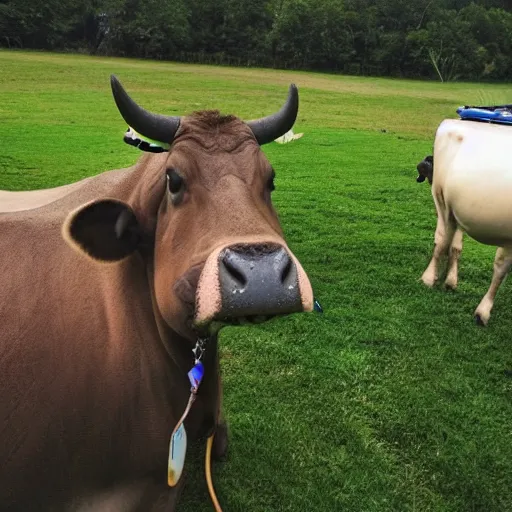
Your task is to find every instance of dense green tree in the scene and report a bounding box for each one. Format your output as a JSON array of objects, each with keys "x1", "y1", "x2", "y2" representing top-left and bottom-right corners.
[
  {"x1": 97, "y1": 0, "x2": 190, "y2": 59},
  {"x1": 268, "y1": 0, "x2": 354, "y2": 70},
  {"x1": 459, "y1": 3, "x2": 512, "y2": 79},
  {"x1": 0, "y1": 0, "x2": 100, "y2": 50},
  {"x1": 186, "y1": 0, "x2": 272, "y2": 64}
]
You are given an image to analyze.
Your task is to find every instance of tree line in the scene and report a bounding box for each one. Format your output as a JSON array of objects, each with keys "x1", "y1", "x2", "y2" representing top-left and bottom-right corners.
[{"x1": 2, "y1": 0, "x2": 512, "y2": 81}]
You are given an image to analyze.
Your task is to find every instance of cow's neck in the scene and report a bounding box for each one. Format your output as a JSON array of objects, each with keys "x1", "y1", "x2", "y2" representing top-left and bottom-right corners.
[{"x1": 146, "y1": 262, "x2": 221, "y2": 439}]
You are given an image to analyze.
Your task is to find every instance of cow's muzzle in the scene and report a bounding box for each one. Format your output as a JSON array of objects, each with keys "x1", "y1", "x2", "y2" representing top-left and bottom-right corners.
[
  {"x1": 218, "y1": 245, "x2": 300, "y2": 319},
  {"x1": 194, "y1": 242, "x2": 313, "y2": 328}
]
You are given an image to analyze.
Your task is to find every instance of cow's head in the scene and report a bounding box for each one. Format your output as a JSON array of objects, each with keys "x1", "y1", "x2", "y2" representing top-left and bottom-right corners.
[
  {"x1": 416, "y1": 155, "x2": 433, "y2": 184},
  {"x1": 65, "y1": 76, "x2": 314, "y2": 339}
]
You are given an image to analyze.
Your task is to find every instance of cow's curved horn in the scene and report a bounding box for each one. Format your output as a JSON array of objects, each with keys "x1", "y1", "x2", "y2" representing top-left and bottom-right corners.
[
  {"x1": 110, "y1": 75, "x2": 180, "y2": 144},
  {"x1": 247, "y1": 84, "x2": 299, "y2": 145}
]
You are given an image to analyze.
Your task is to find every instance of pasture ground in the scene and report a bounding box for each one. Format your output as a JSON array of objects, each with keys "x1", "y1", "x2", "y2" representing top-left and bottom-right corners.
[{"x1": 1, "y1": 50, "x2": 511, "y2": 511}]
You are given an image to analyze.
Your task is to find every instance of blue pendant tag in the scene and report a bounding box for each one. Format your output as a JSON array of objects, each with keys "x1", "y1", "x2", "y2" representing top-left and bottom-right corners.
[{"x1": 188, "y1": 361, "x2": 204, "y2": 392}]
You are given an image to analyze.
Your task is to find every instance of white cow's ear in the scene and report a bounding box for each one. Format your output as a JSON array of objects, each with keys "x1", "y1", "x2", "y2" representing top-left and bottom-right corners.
[{"x1": 63, "y1": 199, "x2": 141, "y2": 262}]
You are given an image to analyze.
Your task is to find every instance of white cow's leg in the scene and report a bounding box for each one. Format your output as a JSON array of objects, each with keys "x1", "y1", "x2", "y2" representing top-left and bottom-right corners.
[
  {"x1": 421, "y1": 217, "x2": 444, "y2": 287},
  {"x1": 474, "y1": 247, "x2": 512, "y2": 326},
  {"x1": 444, "y1": 228, "x2": 464, "y2": 289},
  {"x1": 422, "y1": 213, "x2": 457, "y2": 287}
]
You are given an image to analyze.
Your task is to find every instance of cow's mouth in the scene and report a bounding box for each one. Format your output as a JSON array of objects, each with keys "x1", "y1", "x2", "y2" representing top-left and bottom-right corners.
[
  {"x1": 175, "y1": 242, "x2": 314, "y2": 332},
  {"x1": 218, "y1": 314, "x2": 275, "y2": 325},
  {"x1": 206, "y1": 314, "x2": 278, "y2": 334},
  {"x1": 174, "y1": 265, "x2": 277, "y2": 331}
]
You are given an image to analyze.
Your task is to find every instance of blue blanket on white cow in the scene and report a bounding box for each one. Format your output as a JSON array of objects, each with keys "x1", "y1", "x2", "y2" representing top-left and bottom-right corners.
[{"x1": 457, "y1": 105, "x2": 512, "y2": 125}]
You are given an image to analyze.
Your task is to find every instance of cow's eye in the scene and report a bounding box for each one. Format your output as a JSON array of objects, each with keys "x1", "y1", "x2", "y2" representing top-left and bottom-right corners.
[{"x1": 166, "y1": 168, "x2": 184, "y2": 195}]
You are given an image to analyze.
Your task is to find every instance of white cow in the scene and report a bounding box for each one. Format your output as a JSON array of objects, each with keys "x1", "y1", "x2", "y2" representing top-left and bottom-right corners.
[{"x1": 421, "y1": 119, "x2": 512, "y2": 325}]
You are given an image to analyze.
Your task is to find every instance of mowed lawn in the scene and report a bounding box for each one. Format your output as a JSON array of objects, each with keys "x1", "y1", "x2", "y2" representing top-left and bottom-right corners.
[{"x1": 1, "y1": 50, "x2": 512, "y2": 511}]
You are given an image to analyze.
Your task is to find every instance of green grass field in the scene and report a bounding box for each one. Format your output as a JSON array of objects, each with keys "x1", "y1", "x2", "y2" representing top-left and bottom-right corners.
[{"x1": 1, "y1": 50, "x2": 511, "y2": 511}]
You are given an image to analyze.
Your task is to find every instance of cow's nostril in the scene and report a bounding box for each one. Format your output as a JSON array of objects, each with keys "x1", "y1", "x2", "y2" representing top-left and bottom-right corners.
[
  {"x1": 221, "y1": 250, "x2": 247, "y2": 286},
  {"x1": 277, "y1": 250, "x2": 293, "y2": 284}
]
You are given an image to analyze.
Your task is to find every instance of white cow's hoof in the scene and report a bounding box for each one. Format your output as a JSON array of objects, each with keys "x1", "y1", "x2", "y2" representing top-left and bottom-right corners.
[
  {"x1": 444, "y1": 278, "x2": 457, "y2": 290},
  {"x1": 421, "y1": 273, "x2": 436, "y2": 288},
  {"x1": 474, "y1": 311, "x2": 489, "y2": 327}
]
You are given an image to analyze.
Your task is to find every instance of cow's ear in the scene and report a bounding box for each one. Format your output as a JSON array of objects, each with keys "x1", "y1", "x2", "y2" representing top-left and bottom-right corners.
[{"x1": 63, "y1": 199, "x2": 141, "y2": 262}]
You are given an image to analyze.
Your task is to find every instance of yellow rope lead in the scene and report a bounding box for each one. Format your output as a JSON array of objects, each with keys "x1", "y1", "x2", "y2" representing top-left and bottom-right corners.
[{"x1": 205, "y1": 434, "x2": 223, "y2": 512}]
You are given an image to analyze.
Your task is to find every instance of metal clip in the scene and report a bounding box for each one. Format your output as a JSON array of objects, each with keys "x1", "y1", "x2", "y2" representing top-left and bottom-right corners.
[{"x1": 192, "y1": 337, "x2": 208, "y2": 363}]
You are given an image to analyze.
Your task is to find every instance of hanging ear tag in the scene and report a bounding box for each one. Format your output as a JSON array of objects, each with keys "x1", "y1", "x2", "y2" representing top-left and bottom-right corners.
[
  {"x1": 168, "y1": 421, "x2": 187, "y2": 487},
  {"x1": 124, "y1": 127, "x2": 170, "y2": 153},
  {"x1": 168, "y1": 392, "x2": 196, "y2": 487}
]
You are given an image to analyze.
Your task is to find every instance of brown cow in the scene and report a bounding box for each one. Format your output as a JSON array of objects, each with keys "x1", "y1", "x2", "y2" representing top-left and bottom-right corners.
[{"x1": 0, "y1": 76, "x2": 314, "y2": 510}]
